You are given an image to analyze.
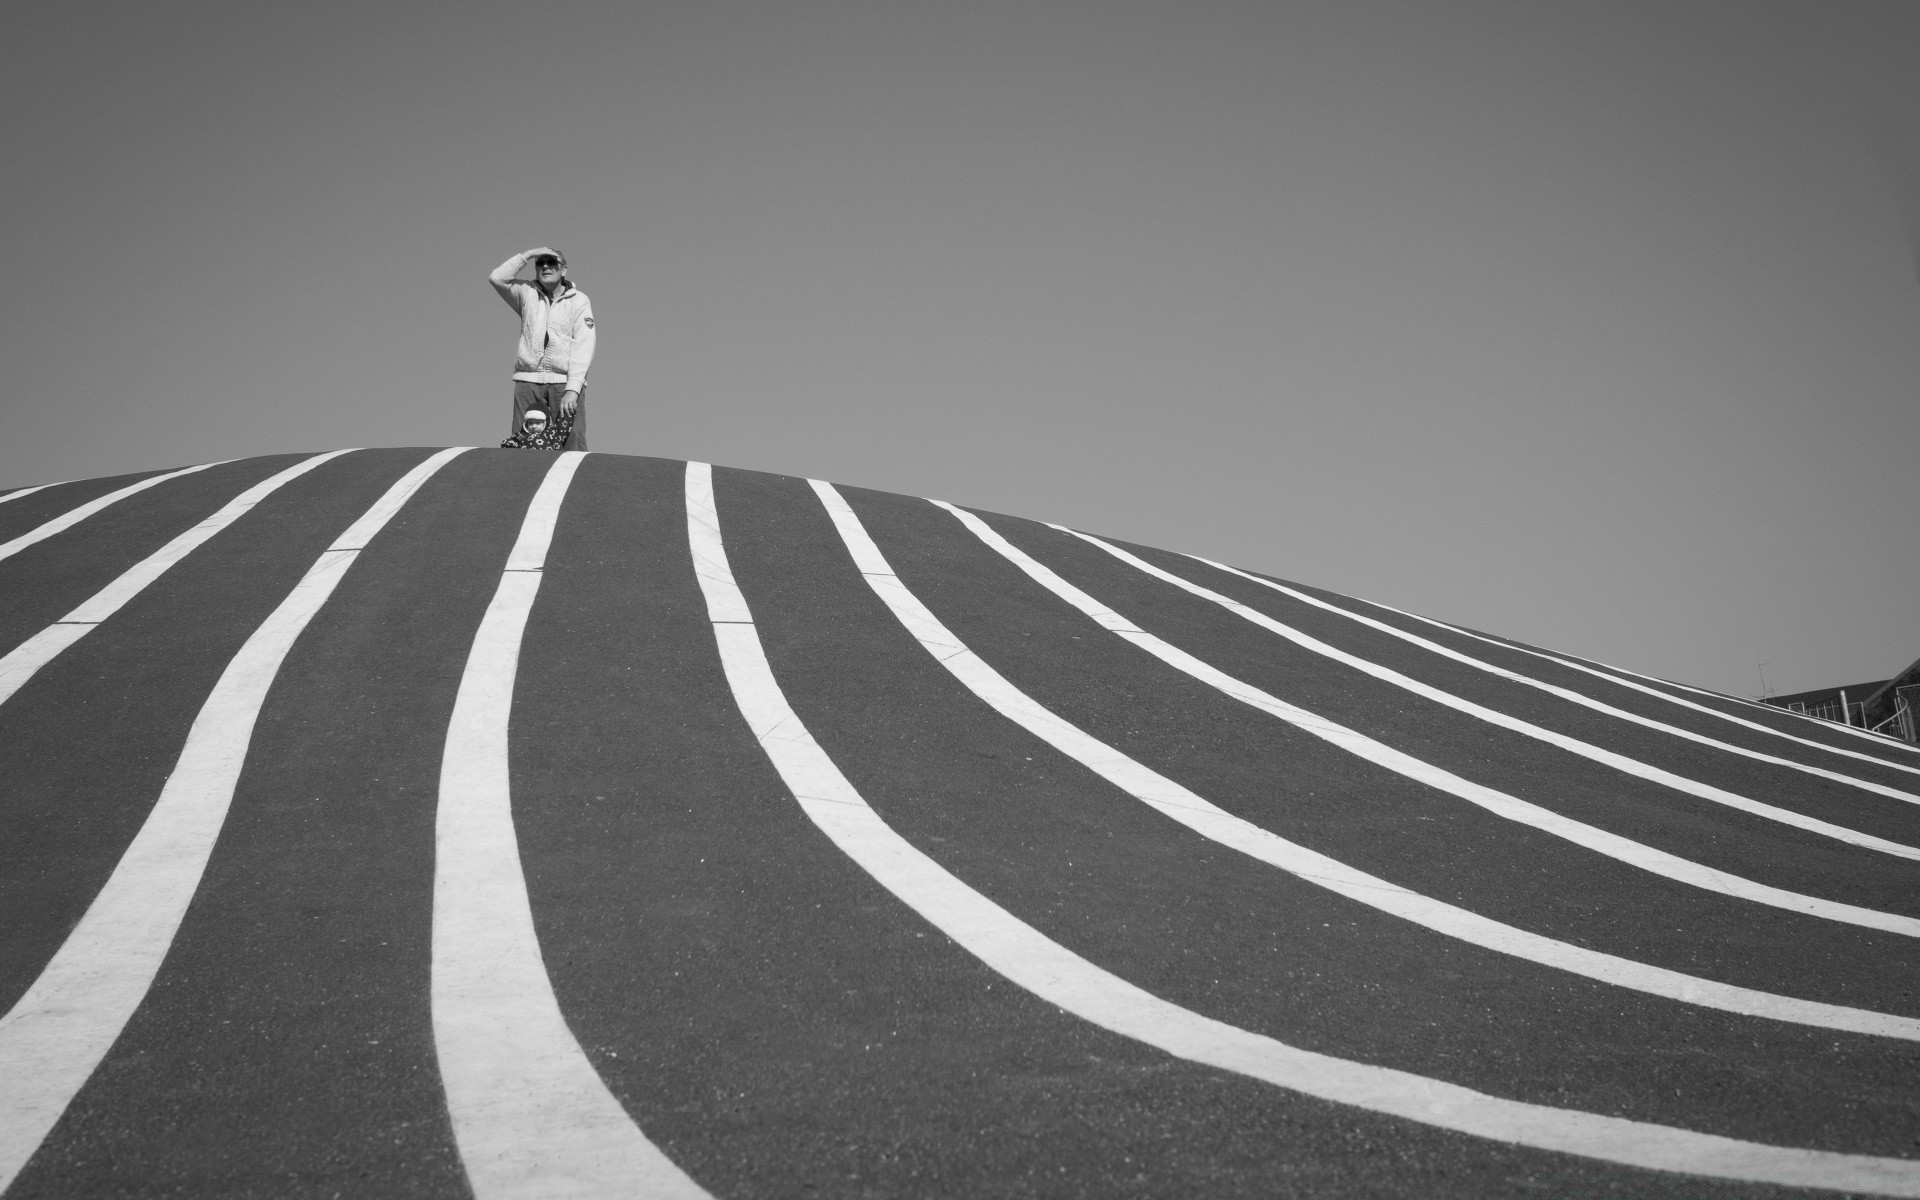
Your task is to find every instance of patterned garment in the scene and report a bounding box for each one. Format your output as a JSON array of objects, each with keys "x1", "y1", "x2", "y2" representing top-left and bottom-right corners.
[{"x1": 500, "y1": 408, "x2": 575, "y2": 451}]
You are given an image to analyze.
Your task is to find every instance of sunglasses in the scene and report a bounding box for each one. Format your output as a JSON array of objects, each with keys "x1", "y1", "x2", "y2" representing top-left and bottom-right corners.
[{"x1": 533, "y1": 258, "x2": 562, "y2": 269}]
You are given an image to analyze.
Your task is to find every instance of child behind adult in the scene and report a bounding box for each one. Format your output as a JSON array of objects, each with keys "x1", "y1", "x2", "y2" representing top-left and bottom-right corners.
[{"x1": 499, "y1": 407, "x2": 574, "y2": 450}]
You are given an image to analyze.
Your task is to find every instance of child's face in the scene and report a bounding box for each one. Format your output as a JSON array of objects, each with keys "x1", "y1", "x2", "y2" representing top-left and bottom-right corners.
[{"x1": 523, "y1": 414, "x2": 548, "y2": 434}]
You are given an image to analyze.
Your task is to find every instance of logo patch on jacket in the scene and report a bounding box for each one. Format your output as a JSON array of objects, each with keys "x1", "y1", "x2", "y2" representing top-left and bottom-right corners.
[{"x1": 584, "y1": 316, "x2": 595, "y2": 327}]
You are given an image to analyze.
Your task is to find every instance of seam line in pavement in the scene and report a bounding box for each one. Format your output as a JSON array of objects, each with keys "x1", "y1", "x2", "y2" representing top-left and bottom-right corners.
[
  {"x1": 689, "y1": 465, "x2": 1920, "y2": 1195},
  {"x1": 0, "y1": 447, "x2": 467, "y2": 1194},
  {"x1": 432, "y1": 451, "x2": 710, "y2": 1200},
  {"x1": 929, "y1": 501, "x2": 1920, "y2": 936}
]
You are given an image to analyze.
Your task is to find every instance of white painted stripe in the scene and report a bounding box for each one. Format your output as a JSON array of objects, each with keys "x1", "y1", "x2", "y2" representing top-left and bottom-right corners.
[
  {"x1": 1173, "y1": 555, "x2": 1920, "y2": 806},
  {"x1": 928, "y1": 501, "x2": 1920, "y2": 938},
  {"x1": 0, "y1": 450, "x2": 358, "y2": 710},
  {"x1": 1564, "y1": 648, "x2": 1920, "y2": 745},
  {"x1": 799, "y1": 486, "x2": 1920, "y2": 1039},
  {"x1": 1359, "y1": 598, "x2": 1920, "y2": 767},
  {"x1": 688, "y1": 465, "x2": 1920, "y2": 1197},
  {"x1": 433, "y1": 453, "x2": 709, "y2": 1200},
  {"x1": 0, "y1": 460, "x2": 233, "y2": 564},
  {"x1": 0, "y1": 448, "x2": 468, "y2": 1193},
  {"x1": 1618, "y1": 667, "x2": 1920, "y2": 755},
  {"x1": 1061, "y1": 530, "x2": 1920, "y2": 859},
  {"x1": 0, "y1": 624, "x2": 94, "y2": 709},
  {"x1": 0, "y1": 481, "x2": 65, "y2": 506}
]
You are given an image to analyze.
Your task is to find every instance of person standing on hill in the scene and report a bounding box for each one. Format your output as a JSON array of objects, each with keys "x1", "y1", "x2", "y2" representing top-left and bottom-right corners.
[{"x1": 489, "y1": 247, "x2": 596, "y2": 451}]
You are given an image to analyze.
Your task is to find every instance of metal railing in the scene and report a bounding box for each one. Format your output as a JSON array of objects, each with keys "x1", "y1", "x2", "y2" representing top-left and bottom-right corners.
[
  {"x1": 1785, "y1": 698, "x2": 1864, "y2": 726},
  {"x1": 1871, "y1": 693, "x2": 1917, "y2": 744},
  {"x1": 1777, "y1": 686, "x2": 1917, "y2": 744}
]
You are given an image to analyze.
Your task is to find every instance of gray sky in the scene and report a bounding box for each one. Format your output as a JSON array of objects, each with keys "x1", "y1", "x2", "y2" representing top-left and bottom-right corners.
[{"x1": 4, "y1": 0, "x2": 1916, "y2": 698}]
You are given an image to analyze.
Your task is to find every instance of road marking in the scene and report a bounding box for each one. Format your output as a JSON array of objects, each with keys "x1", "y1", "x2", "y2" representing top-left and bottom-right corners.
[
  {"x1": 1169, "y1": 554, "x2": 1920, "y2": 803},
  {"x1": 930, "y1": 501, "x2": 1920, "y2": 937},
  {"x1": 1053, "y1": 526, "x2": 1920, "y2": 858},
  {"x1": 0, "y1": 448, "x2": 467, "y2": 1194},
  {"x1": 0, "y1": 460, "x2": 234, "y2": 565},
  {"x1": 1596, "y1": 663, "x2": 1920, "y2": 750},
  {"x1": 1348, "y1": 596, "x2": 1920, "y2": 765},
  {"x1": 0, "y1": 481, "x2": 67, "y2": 506},
  {"x1": 685, "y1": 465, "x2": 1920, "y2": 1197},
  {"x1": 790, "y1": 487, "x2": 1920, "y2": 1039},
  {"x1": 433, "y1": 452, "x2": 709, "y2": 1200},
  {"x1": 0, "y1": 450, "x2": 356, "y2": 710}
]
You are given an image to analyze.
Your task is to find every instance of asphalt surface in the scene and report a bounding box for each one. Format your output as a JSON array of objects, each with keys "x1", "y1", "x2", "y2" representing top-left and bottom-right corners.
[{"x1": 1, "y1": 450, "x2": 1916, "y2": 1198}]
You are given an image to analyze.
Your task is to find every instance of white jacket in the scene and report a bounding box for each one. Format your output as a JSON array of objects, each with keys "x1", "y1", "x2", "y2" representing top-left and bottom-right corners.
[{"x1": 489, "y1": 253, "x2": 597, "y2": 392}]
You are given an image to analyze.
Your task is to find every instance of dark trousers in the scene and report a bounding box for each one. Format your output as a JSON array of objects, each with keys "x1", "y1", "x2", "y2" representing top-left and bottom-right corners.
[{"x1": 511, "y1": 381, "x2": 587, "y2": 451}]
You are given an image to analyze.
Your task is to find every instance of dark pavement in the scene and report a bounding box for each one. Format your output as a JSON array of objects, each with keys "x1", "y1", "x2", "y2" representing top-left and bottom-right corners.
[{"x1": 1, "y1": 451, "x2": 1915, "y2": 1199}]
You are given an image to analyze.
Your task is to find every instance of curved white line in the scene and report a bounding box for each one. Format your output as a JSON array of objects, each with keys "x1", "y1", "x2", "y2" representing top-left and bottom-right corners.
[
  {"x1": 1617, "y1": 664, "x2": 1920, "y2": 745},
  {"x1": 791, "y1": 489, "x2": 1920, "y2": 1038},
  {"x1": 1052, "y1": 527, "x2": 1920, "y2": 860},
  {"x1": 432, "y1": 452, "x2": 709, "y2": 1200},
  {"x1": 687, "y1": 464, "x2": 1920, "y2": 1196},
  {"x1": 0, "y1": 451, "x2": 356, "y2": 710},
  {"x1": 1171, "y1": 555, "x2": 1920, "y2": 805},
  {"x1": 1354, "y1": 597, "x2": 1920, "y2": 766},
  {"x1": 0, "y1": 481, "x2": 66, "y2": 506},
  {"x1": 0, "y1": 447, "x2": 467, "y2": 1193},
  {"x1": 0, "y1": 460, "x2": 235, "y2": 564},
  {"x1": 929, "y1": 501, "x2": 1920, "y2": 937},
  {"x1": 1620, "y1": 667, "x2": 1920, "y2": 754}
]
